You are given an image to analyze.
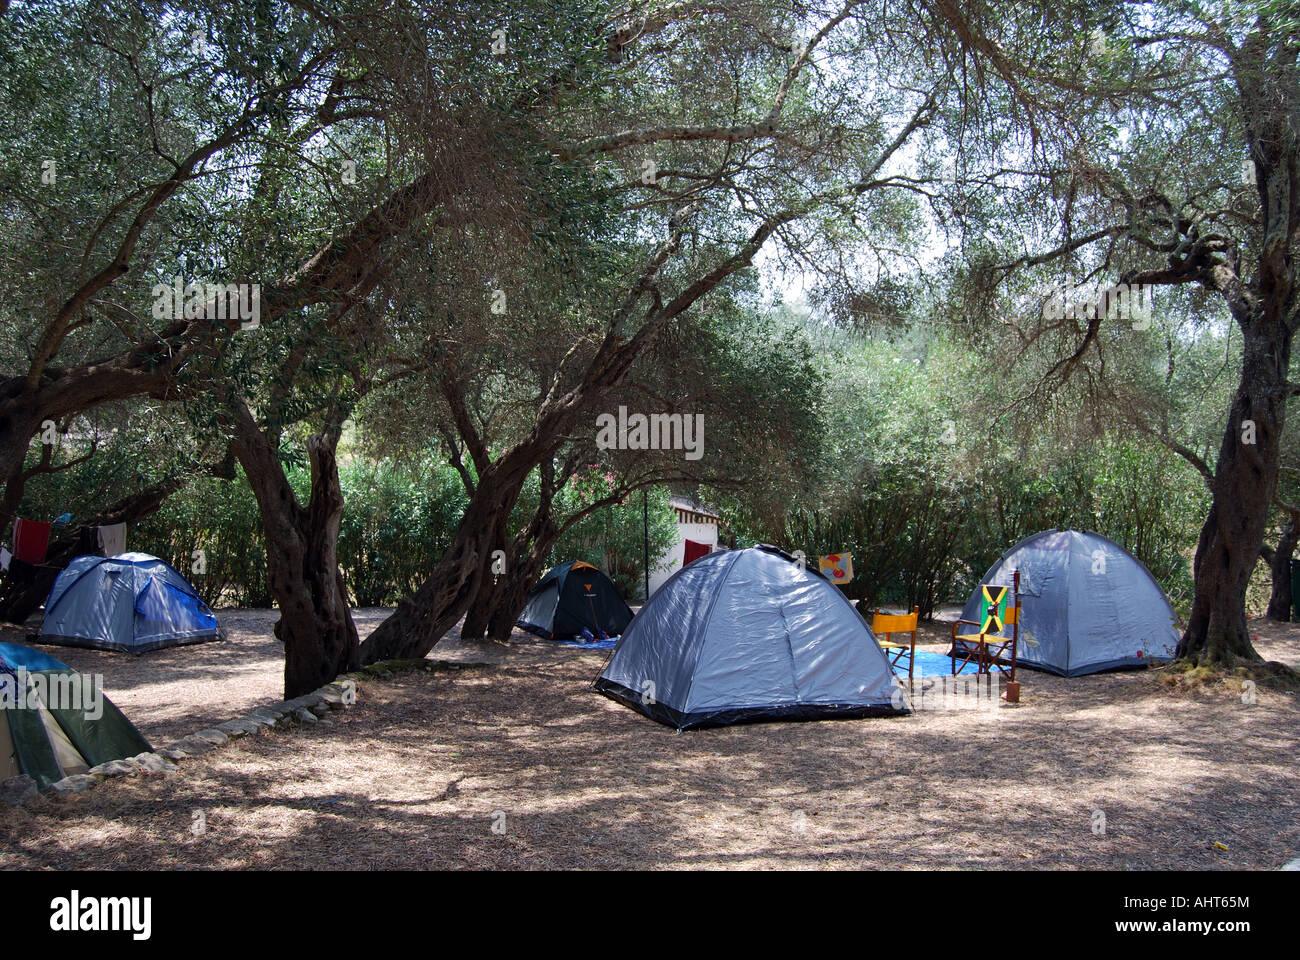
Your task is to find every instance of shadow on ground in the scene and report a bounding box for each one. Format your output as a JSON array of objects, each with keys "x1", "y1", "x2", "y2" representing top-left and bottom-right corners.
[{"x1": 2, "y1": 617, "x2": 1296, "y2": 870}]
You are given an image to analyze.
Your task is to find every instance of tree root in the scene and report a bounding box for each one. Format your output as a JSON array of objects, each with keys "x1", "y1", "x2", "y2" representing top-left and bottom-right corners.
[{"x1": 1159, "y1": 656, "x2": 1300, "y2": 692}]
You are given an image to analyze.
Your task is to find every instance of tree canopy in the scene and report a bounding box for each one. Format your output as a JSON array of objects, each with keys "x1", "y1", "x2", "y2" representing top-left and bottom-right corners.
[{"x1": 2, "y1": 0, "x2": 1296, "y2": 694}]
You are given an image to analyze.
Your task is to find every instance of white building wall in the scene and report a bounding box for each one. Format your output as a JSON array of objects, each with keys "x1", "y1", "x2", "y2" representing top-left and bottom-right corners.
[{"x1": 647, "y1": 519, "x2": 720, "y2": 597}]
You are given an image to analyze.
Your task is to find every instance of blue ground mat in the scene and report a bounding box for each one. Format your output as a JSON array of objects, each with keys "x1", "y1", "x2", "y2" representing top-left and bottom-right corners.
[
  {"x1": 902, "y1": 648, "x2": 987, "y2": 677},
  {"x1": 557, "y1": 636, "x2": 619, "y2": 650}
]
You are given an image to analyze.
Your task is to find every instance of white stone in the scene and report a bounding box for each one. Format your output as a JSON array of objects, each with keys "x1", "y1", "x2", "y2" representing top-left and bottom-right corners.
[
  {"x1": 131, "y1": 752, "x2": 178, "y2": 774},
  {"x1": 217, "y1": 718, "x2": 262, "y2": 737},
  {"x1": 49, "y1": 774, "x2": 97, "y2": 794},
  {"x1": 87, "y1": 759, "x2": 137, "y2": 777}
]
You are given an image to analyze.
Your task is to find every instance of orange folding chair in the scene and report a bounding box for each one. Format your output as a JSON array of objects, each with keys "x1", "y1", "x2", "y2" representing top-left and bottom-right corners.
[{"x1": 872, "y1": 605, "x2": 919, "y2": 681}]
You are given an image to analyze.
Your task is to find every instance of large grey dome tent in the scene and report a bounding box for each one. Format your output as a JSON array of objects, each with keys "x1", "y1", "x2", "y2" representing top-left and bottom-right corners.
[
  {"x1": 954, "y1": 529, "x2": 1180, "y2": 676},
  {"x1": 37, "y1": 553, "x2": 223, "y2": 654},
  {"x1": 595, "y1": 545, "x2": 907, "y2": 730}
]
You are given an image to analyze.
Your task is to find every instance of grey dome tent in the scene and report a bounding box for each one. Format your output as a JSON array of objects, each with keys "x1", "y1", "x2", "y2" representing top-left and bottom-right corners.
[
  {"x1": 954, "y1": 529, "x2": 1180, "y2": 676},
  {"x1": 0, "y1": 642, "x2": 153, "y2": 789},
  {"x1": 595, "y1": 545, "x2": 907, "y2": 730},
  {"x1": 37, "y1": 553, "x2": 223, "y2": 654},
  {"x1": 517, "y1": 560, "x2": 634, "y2": 641}
]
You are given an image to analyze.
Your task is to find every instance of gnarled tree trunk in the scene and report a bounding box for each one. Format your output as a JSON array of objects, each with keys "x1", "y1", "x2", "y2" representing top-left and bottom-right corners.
[
  {"x1": 486, "y1": 537, "x2": 560, "y2": 642},
  {"x1": 1178, "y1": 319, "x2": 1292, "y2": 666},
  {"x1": 1265, "y1": 512, "x2": 1298, "y2": 622},
  {"x1": 458, "y1": 576, "x2": 497, "y2": 642},
  {"x1": 230, "y1": 401, "x2": 358, "y2": 697},
  {"x1": 438, "y1": 455, "x2": 567, "y2": 645},
  {"x1": 458, "y1": 508, "x2": 510, "y2": 641},
  {"x1": 357, "y1": 449, "x2": 541, "y2": 664},
  {"x1": 1168, "y1": 27, "x2": 1299, "y2": 671}
]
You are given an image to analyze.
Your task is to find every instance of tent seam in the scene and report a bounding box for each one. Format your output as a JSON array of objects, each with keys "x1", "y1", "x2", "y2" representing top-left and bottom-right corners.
[{"x1": 679, "y1": 549, "x2": 745, "y2": 714}]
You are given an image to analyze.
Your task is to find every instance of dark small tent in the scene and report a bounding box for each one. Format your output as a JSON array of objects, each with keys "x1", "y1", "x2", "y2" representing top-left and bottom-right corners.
[
  {"x1": 517, "y1": 560, "x2": 634, "y2": 641},
  {"x1": 0, "y1": 642, "x2": 153, "y2": 789},
  {"x1": 596, "y1": 545, "x2": 907, "y2": 730},
  {"x1": 38, "y1": 552, "x2": 223, "y2": 654}
]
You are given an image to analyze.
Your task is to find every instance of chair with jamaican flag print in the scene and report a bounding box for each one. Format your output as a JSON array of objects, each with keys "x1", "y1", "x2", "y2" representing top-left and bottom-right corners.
[{"x1": 950, "y1": 569, "x2": 1021, "y2": 683}]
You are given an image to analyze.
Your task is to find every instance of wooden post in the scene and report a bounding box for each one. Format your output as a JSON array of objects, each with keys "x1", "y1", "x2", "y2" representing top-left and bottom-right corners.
[
  {"x1": 1005, "y1": 568, "x2": 1022, "y2": 703},
  {"x1": 642, "y1": 490, "x2": 650, "y2": 602}
]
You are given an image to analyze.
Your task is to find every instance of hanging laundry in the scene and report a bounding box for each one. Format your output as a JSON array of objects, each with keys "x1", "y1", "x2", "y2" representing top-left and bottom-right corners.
[
  {"x1": 818, "y1": 552, "x2": 854, "y2": 584},
  {"x1": 12, "y1": 518, "x2": 52, "y2": 565},
  {"x1": 683, "y1": 538, "x2": 711, "y2": 566},
  {"x1": 0, "y1": 546, "x2": 10, "y2": 571},
  {"x1": 96, "y1": 522, "x2": 127, "y2": 557},
  {"x1": 75, "y1": 526, "x2": 99, "y2": 555}
]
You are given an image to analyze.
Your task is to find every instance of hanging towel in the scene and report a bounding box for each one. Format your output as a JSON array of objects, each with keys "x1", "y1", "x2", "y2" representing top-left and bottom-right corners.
[
  {"x1": 683, "y1": 538, "x2": 711, "y2": 566},
  {"x1": 0, "y1": 547, "x2": 10, "y2": 571},
  {"x1": 818, "y1": 552, "x2": 854, "y2": 584},
  {"x1": 96, "y1": 522, "x2": 127, "y2": 557},
  {"x1": 75, "y1": 526, "x2": 99, "y2": 555},
  {"x1": 12, "y1": 518, "x2": 52, "y2": 564}
]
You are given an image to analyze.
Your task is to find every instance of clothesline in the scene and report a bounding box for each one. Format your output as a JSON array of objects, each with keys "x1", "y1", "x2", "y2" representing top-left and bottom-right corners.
[{"x1": 1, "y1": 516, "x2": 129, "y2": 572}]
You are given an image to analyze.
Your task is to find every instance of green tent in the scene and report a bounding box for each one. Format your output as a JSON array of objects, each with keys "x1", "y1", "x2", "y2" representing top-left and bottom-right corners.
[{"x1": 0, "y1": 642, "x2": 152, "y2": 789}]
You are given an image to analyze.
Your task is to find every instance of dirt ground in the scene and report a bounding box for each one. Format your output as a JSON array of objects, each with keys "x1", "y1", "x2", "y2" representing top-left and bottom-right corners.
[
  {"x1": 0, "y1": 608, "x2": 398, "y2": 744},
  {"x1": 1, "y1": 611, "x2": 1297, "y2": 870}
]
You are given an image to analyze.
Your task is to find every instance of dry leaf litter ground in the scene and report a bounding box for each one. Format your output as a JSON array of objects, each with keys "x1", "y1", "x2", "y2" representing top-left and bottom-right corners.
[{"x1": 1, "y1": 609, "x2": 1296, "y2": 869}]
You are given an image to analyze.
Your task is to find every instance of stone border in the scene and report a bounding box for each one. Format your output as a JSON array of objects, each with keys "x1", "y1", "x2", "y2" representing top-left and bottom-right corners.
[{"x1": 1, "y1": 658, "x2": 485, "y2": 805}]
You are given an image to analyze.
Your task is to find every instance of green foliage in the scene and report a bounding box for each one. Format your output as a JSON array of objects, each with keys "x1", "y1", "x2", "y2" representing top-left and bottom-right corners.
[
  {"x1": 13, "y1": 440, "x2": 474, "y2": 607},
  {"x1": 333, "y1": 456, "x2": 469, "y2": 606},
  {"x1": 720, "y1": 327, "x2": 1209, "y2": 618},
  {"x1": 133, "y1": 474, "x2": 272, "y2": 607},
  {"x1": 551, "y1": 477, "x2": 677, "y2": 600},
  {"x1": 141, "y1": 455, "x2": 474, "y2": 608}
]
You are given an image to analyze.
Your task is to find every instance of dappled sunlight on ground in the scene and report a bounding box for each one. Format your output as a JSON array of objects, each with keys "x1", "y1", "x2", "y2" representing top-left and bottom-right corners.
[
  {"x1": 1, "y1": 614, "x2": 1296, "y2": 870},
  {"x1": 0, "y1": 608, "x2": 395, "y2": 743}
]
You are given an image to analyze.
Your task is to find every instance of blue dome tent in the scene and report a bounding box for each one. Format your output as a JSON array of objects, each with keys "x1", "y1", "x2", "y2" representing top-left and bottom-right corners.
[
  {"x1": 37, "y1": 553, "x2": 223, "y2": 654},
  {"x1": 595, "y1": 545, "x2": 907, "y2": 730},
  {"x1": 954, "y1": 529, "x2": 1180, "y2": 676}
]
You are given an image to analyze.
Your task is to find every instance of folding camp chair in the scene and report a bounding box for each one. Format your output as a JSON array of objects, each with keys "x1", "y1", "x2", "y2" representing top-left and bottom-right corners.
[
  {"x1": 951, "y1": 569, "x2": 1020, "y2": 681},
  {"x1": 872, "y1": 606, "x2": 919, "y2": 681}
]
